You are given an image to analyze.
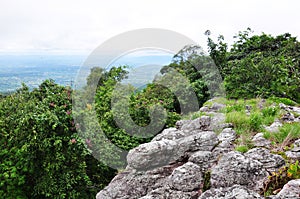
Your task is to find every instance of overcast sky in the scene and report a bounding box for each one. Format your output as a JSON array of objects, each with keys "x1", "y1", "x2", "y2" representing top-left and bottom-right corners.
[{"x1": 0, "y1": 0, "x2": 299, "y2": 55}]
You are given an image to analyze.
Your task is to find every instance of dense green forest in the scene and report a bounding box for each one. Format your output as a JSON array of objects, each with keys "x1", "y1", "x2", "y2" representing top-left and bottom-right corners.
[{"x1": 1, "y1": 29, "x2": 300, "y2": 198}]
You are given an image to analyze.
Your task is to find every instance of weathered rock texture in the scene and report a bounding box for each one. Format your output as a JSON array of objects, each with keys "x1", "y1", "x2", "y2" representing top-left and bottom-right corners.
[{"x1": 96, "y1": 99, "x2": 300, "y2": 199}]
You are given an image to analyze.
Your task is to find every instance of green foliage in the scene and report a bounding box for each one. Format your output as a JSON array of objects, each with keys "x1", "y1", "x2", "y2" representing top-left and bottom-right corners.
[
  {"x1": 267, "y1": 96, "x2": 297, "y2": 106},
  {"x1": 235, "y1": 145, "x2": 249, "y2": 153},
  {"x1": 226, "y1": 111, "x2": 250, "y2": 133},
  {"x1": 249, "y1": 112, "x2": 263, "y2": 132},
  {"x1": 207, "y1": 29, "x2": 300, "y2": 103},
  {"x1": 94, "y1": 66, "x2": 152, "y2": 151},
  {"x1": 93, "y1": 66, "x2": 184, "y2": 153},
  {"x1": 0, "y1": 80, "x2": 116, "y2": 199}
]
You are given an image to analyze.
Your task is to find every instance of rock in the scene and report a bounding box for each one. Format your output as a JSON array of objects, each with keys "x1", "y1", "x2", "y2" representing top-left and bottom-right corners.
[
  {"x1": 218, "y1": 128, "x2": 237, "y2": 143},
  {"x1": 210, "y1": 151, "x2": 268, "y2": 192},
  {"x1": 180, "y1": 116, "x2": 211, "y2": 131},
  {"x1": 189, "y1": 151, "x2": 215, "y2": 173},
  {"x1": 285, "y1": 139, "x2": 300, "y2": 160},
  {"x1": 127, "y1": 140, "x2": 177, "y2": 170},
  {"x1": 199, "y1": 106, "x2": 209, "y2": 112},
  {"x1": 96, "y1": 168, "x2": 168, "y2": 199},
  {"x1": 294, "y1": 139, "x2": 300, "y2": 147},
  {"x1": 211, "y1": 128, "x2": 237, "y2": 160},
  {"x1": 219, "y1": 122, "x2": 234, "y2": 129},
  {"x1": 272, "y1": 179, "x2": 300, "y2": 199},
  {"x1": 199, "y1": 185, "x2": 264, "y2": 199},
  {"x1": 280, "y1": 103, "x2": 300, "y2": 115},
  {"x1": 176, "y1": 131, "x2": 218, "y2": 159},
  {"x1": 175, "y1": 120, "x2": 191, "y2": 129},
  {"x1": 252, "y1": 133, "x2": 271, "y2": 148},
  {"x1": 152, "y1": 128, "x2": 184, "y2": 141},
  {"x1": 210, "y1": 102, "x2": 226, "y2": 112},
  {"x1": 144, "y1": 188, "x2": 200, "y2": 199},
  {"x1": 281, "y1": 112, "x2": 295, "y2": 122},
  {"x1": 208, "y1": 112, "x2": 226, "y2": 131},
  {"x1": 245, "y1": 105, "x2": 252, "y2": 115},
  {"x1": 168, "y1": 162, "x2": 203, "y2": 192},
  {"x1": 128, "y1": 131, "x2": 218, "y2": 170},
  {"x1": 245, "y1": 148, "x2": 285, "y2": 172},
  {"x1": 96, "y1": 99, "x2": 299, "y2": 199},
  {"x1": 211, "y1": 140, "x2": 235, "y2": 160},
  {"x1": 265, "y1": 121, "x2": 282, "y2": 133}
]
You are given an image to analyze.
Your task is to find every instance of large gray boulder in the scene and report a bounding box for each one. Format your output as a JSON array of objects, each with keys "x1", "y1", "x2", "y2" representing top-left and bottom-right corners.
[
  {"x1": 96, "y1": 99, "x2": 299, "y2": 199},
  {"x1": 199, "y1": 185, "x2": 264, "y2": 199},
  {"x1": 210, "y1": 151, "x2": 268, "y2": 192},
  {"x1": 217, "y1": 128, "x2": 237, "y2": 143},
  {"x1": 168, "y1": 162, "x2": 203, "y2": 192},
  {"x1": 151, "y1": 128, "x2": 185, "y2": 141},
  {"x1": 127, "y1": 139, "x2": 177, "y2": 170},
  {"x1": 96, "y1": 164, "x2": 177, "y2": 199},
  {"x1": 245, "y1": 148, "x2": 285, "y2": 172},
  {"x1": 189, "y1": 151, "x2": 215, "y2": 173},
  {"x1": 180, "y1": 116, "x2": 211, "y2": 131},
  {"x1": 127, "y1": 130, "x2": 218, "y2": 170}
]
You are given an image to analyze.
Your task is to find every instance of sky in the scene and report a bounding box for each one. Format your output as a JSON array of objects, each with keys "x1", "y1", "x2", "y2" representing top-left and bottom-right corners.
[{"x1": 0, "y1": 0, "x2": 299, "y2": 55}]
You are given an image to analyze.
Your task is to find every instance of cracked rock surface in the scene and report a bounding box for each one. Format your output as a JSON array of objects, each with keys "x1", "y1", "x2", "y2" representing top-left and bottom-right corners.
[{"x1": 96, "y1": 99, "x2": 300, "y2": 199}]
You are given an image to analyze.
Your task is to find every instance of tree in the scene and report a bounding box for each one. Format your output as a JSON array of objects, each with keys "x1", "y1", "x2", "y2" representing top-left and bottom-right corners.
[{"x1": 207, "y1": 29, "x2": 300, "y2": 102}]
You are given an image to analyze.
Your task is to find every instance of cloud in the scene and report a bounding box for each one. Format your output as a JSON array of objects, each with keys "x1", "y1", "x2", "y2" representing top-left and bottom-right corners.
[{"x1": 0, "y1": 0, "x2": 299, "y2": 54}]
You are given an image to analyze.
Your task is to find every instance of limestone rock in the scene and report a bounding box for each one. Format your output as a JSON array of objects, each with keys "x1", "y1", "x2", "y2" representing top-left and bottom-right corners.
[
  {"x1": 265, "y1": 121, "x2": 282, "y2": 133},
  {"x1": 151, "y1": 128, "x2": 184, "y2": 141},
  {"x1": 188, "y1": 151, "x2": 215, "y2": 173},
  {"x1": 176, "y1": 120, "x2": 191, "y2": 130},
  {"x1": 199, "y1": 185, "x2": 264, "y2": 199},
  {"x1": 210, "y1": 102, "x2": 226, "y2": 112},
  {"x1": 96, "y1": 167, "x2": 168, "y2": 199},
  {"x1": 199, "y1": 106, "x2": 209, "y2": 112},
  {"x1": 168, "y1": 162, "x2": 203, "y2": 192},
  {"x1": 245, "y1": 148, "x2": 285, "y2": 172},
  {"x1": 176, "y1": 131, "x2": 218, "y2": 157},
  {"x1": 180, "y1": 116, "x2": 211, "y2": 131},
  {"x1": 272, "y1": 179, "x2": 300, "y2": 199},
  {"x1": 127, "y1": 139, "x2": 177, "y2": 170},
  {"x1": 210, "y1": 151, "x2": 268, "y2": 192},
  {"x1": 252, "y1": 133, "x2": 271, "y2": 148},
  {"x1": 217, "y1": 128, "x2": 237, "y2": 143},
  {"x1": 285, "y1": 139, "x2": 300, "y2": 160}
]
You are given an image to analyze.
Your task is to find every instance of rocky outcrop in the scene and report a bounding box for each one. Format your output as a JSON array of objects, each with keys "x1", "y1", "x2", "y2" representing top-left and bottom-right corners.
[
  {"x1": 199, "y1": 185, "x2": 263, "y2": 199},
  {"x1": 96, "y1": 99, "x2": 300, "y2": 199},
  {"x1": 210, "y1": 151, "x2": 268, "y2": 192}
]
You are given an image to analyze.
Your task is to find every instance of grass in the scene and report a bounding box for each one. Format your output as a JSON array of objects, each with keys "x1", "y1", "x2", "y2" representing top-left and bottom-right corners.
[
  {"x1": 235, "y1": 145, "x2": 250, "y2": 153},
  {"x1": 264, "y1": 123, "x2": 300, "y2": 148},
  {"x1": 223, "y1": 97, "x2": 299, "y2": 152},
  {"x1": 184, "y1": 97, "x2": 299, "y2": 152}
]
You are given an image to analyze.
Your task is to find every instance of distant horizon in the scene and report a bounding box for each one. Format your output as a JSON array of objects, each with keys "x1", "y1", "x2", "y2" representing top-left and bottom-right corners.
[{"x1": 0, "y1": 51, "x2": 174, "y2": 93}]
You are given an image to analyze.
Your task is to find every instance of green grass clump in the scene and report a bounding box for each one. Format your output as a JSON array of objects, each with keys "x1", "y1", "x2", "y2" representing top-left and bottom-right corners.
[
  {"x1": 249, "y1": 112, "x2": 263, "y2": 132},
  {"x1": 267, "y1": 96, "x2": 297, "y2": 106},
  {"x1": 226, "y1": 111, "x2": 250, "y2": 133},
  {"x1": 264, "y1": 123, "x2": 300, "y2": 148},
  {"x1": 235, "y1": 145, "x2": 249, "y2": 153}
]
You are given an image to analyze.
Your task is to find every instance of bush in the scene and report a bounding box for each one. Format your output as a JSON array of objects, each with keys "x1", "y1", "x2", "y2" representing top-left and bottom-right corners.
[
  {"x1": 208, "y1": 29, "x2": 300, "y2": 103},
  {"x1": 0, "y1": 80, "x2": 116, "y2": 199}
]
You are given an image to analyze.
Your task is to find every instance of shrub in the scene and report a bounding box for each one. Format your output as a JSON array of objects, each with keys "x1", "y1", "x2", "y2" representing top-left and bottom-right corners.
[
  {"x1": 208, "y1": 29, "x2": 300, "y2": 103},
  {"x1": 0, "y1": 80, "x2": 116, "y2": 199}
]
